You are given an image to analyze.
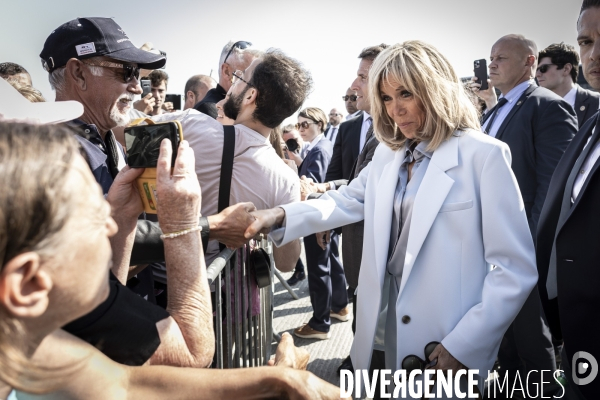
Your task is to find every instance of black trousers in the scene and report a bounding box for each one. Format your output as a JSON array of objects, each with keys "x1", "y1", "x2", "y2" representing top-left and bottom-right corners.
[
  {"x1": 304, "y1": 231, "x2": 348, "y2": 332},
  {"x1": 497, "y1": 285, "x2": 556, "y2": 392}
]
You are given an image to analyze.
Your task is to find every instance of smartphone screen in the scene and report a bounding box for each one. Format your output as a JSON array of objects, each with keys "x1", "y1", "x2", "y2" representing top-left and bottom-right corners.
[
  {"x1": 125, "y1": 123, "x2": 180, "y2": 168},
  {"x1": 473, "y1": 59, "x2": 489, "y2": 91}
]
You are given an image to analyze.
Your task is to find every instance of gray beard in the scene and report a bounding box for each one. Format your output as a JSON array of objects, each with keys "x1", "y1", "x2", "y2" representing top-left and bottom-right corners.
[{"x1": 110, "y1": 105, "x2": 131, "y2": 127}]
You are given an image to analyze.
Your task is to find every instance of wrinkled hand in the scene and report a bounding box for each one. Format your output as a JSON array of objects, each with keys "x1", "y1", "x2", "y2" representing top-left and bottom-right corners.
[
  {"x1": 162, "y1": 101, "x2": 174, "y2": 112},
  {"x1": 106, "y1": 165, "x2": 145, "y2": 223},
  {"x1": 285, "y1": 370, "x2": 347, "y2": 400},
  {"x1": 245, "y1": 208, "x2": 286, "y2": 239},
  {"x1": 316, "y1": 231, "x2": 331, "y2": 251},
  {"x1": 469, "y1": 76, "x2": 497, "y2": 109},
  {"x1": 299, "y1": 179, "x2": 315, "y2": 201},
  {"x1": 156, "y1": 139, "x2": 201, "y2": 233},
  {"x1": 268, "y1": 332, "x2": 309, "y2": 370},
  {"x1": 426, "y1": 343, "x2": 465, "y2": 373},
  {"x1": 208, "y1": 202, "x2": 257, "y2": 248},
  {"x1": 134, "y1": 93, "x2": 155, "y2": 114}
]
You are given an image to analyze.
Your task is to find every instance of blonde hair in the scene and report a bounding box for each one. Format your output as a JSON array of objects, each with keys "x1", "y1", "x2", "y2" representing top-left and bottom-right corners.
[
  {"x1": 369, "y1": 41, "x2": 481, "y2": 152},
  {"x1": 298, "y1": 107, "x2": 328, "y2": 133},
  {"x1": 8, "y1": 80, "x2": 46, "y2": 103}
]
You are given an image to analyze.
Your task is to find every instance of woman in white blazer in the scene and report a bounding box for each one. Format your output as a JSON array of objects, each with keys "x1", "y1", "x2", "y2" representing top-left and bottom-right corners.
[{"x1": 247, "y1": 41, "x2": 537, "y2": 396}]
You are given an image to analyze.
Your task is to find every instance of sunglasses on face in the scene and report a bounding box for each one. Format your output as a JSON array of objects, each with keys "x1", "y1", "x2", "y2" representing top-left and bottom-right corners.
[
  {"x1": 329, "y1": 113, "x2": 342, "y2": 117},
  {"x1": 536, "y1": 63, "x2": 563, "y2": 74},
  {"x1": 81, "y1": 60, "x2": 141, "y2": 83},
  {"x1": 295, "y1": 121, "x2": 318, "y2": 130},
  {"x1": 342, "y1": 95, "x2": 358, "y2": 102},
  {"x1": 401, "y1": 341, "x2": 440, "y2": 375},
  {"x1": 224, "y1": 41, "x2": 252, "y2": 64}
]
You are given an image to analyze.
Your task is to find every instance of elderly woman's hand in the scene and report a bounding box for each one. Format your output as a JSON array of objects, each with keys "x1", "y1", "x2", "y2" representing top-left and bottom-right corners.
[
  {"x1": 156, "y1": 139, "x2": 201, "y2": 233},
  {"x1": 106, "y1": 166, "x2": 145, "y2": 223}
]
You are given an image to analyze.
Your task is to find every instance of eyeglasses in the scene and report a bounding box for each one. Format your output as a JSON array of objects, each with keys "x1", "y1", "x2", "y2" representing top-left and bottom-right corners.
[
  {"x1": 536, "y1": 63, "x2": 563, "y2": 74},
  {"x1": 342, "y1": 95, "x2": 358, "y2": 102},
  {"x1": 232, "y1": 70, "x2": 254, "y2": 87},
  {"x1": 224, "y1": 41, "x2": 252, "y2": 64},
  {"x1": 295, "y1": 121, "x2": 318, "y2": 130},
  {"x1": 81, "y1": 60, "x2": 140, "y2": 83},
  {"x1": 401, "y1": 341, "x2": 440, "y2": 375},
  {"x1": 329, "y1": 113, "x2": 342, "y2": 117}
]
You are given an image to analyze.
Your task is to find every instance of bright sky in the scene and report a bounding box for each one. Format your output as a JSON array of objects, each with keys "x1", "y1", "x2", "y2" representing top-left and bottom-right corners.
[{"x1": 1, "y1": 0, "x2": 583, "y2": 125}]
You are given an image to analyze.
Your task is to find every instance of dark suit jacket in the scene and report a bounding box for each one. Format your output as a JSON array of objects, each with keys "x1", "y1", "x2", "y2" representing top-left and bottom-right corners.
[
  {"x1": 299, "y1": 137, "x2": 333, "y2": 183},
  {"x1": 537, "y1": 113, "x2": 600, "y2": 399},
  {"x1": 575, "y1": 85, "x2": 600, "y2": 128},
  {"x1": 192, "y1": 83, "x2": 227, "y2": 119},
  {"x1": 481, "y1": 85, "x2": 577, "y2": 237},
  {"x1": 325, "y1": 112, "x2": 363, "y2": 181}
]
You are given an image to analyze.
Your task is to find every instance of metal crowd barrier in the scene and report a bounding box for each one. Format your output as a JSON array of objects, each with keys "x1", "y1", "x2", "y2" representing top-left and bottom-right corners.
[{"x1": 206, "y1": 239, "x2": 275, "y2": 368}]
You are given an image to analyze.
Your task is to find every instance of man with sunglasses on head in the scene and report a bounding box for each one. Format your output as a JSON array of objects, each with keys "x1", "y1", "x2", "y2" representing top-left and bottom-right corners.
[
  {"x1": 39, "y1": 17, "x2": 256, "y2": 370},
  {"x1": 537, "y1": 42, "x2": 600, "y2": 128},
  {"x1": 193, "y1": 40, "x2": 260, "y2": 119}
]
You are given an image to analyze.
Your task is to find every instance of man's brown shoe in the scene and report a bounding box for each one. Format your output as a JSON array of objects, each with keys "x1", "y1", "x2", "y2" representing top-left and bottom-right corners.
[
  {"x1": 330, "y1": 307, "x2": 351, "y2": 322},
  {"x1": 293, "y1": 323, "x2": 330, "y2": 340}
]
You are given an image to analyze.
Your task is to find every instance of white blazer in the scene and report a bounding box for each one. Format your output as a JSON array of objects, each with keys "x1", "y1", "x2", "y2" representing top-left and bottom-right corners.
[{"x1": 271, "y1": 129, "x2": 537, "y2": 377}]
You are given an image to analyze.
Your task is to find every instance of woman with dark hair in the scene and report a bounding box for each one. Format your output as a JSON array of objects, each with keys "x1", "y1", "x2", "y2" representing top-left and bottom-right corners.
[
  {"x1": 247, "y1": 41, "x2": 537, "y2": 397},
  {"x1": 291, "y1": 107, "x2": 349, "y2": 340}
]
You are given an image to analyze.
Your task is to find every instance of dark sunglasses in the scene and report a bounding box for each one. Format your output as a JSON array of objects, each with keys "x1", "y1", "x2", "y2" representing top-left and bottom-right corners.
[
  {"x1": 342, "y1": 95, "x2": 358, "y2": 101},
  {"x1": 81, "y1": 60, "x2": 141, "y2": 83},
  {"x1": 224, "y1": 41, "x2": 252, "y2": 64},
  {"x1": 537, "y1": 63, "x2": 563, "y2": 74},
  {"x1": 295, "y1": 121, "x2": 318, "y2": 130},
  {"x1": 401, "y1": 341, "x2": 440, "y2": 374}
]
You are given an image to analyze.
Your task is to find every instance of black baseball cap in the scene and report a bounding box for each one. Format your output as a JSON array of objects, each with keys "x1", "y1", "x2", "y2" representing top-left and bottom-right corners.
[{"x1": 40, "y1": 17, "x2": 166, "y2": 72}]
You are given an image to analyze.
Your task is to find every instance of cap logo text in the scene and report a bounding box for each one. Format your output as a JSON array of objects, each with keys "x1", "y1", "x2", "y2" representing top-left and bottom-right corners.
[{"x1": 76, "y1": 42, "x2": 96, "y2": 56}]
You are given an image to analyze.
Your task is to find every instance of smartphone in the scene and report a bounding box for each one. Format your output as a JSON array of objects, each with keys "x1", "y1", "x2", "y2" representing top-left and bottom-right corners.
[
  {"x1": 165, "y1": 94, "x2": 182, "y2": 111},
  {"x1": 473, "y1": 59, "x2": 489, "y2": 91},
  {"x1": 125, "y1": 121, "x2": 183, "y2": 168},
  {"x1": 141, "y1": 79, "x2": 152, "y2": 98}
]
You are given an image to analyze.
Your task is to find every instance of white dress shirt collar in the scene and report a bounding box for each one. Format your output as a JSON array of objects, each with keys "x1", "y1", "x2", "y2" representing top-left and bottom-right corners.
[{"x1": 306, "y1": 133, "x2": 324, "y2": 152}]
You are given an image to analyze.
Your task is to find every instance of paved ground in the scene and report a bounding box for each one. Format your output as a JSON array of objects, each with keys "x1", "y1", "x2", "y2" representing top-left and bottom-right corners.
[{"x1": 270, "y1": 240, "x2": 351, "y2": 387}]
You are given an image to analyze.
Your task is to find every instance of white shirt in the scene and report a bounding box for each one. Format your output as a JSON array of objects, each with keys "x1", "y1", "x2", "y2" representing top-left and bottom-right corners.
[
  {"x1": 359, "y1": 111, "x2": 372, "y2": 151},
  {"x1": 346, "y1": 110, "x2": 361, "y2": 120},
  {"x1": 482, "y1": 80, "x2": 534, "y2": 138},
  {"x1": 325, "y1": 125, "x2": 340, "y2": 143},
  {"x1": 572, "y1": 102, "x2": 600, "y2": 201},
  {"x1": 152, "y1": 109, "x2": 301, "y2": 265},
  {"x1": 306, "y1": 133, "x2": 325, "y2": 152},
  {"x1": 563, "y1": 86, "x2": 577, "y2": 108}
]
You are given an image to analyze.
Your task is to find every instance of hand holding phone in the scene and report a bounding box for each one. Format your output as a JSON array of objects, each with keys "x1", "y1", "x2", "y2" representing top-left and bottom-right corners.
[{"x1": 125, "y1": 120, "x2": 183, "y2": 213}]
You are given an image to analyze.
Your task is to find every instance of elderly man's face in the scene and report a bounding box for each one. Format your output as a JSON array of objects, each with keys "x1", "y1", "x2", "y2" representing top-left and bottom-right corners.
[
  {"x1": 488, "y1": 39, "x2": 532, "y2": 94},
  {"x1": 578, "y1": 7, "x2": 600, "y2": 90},
  {"x1": 83, "y1": 57, "x2": 142, "y2": 130}
]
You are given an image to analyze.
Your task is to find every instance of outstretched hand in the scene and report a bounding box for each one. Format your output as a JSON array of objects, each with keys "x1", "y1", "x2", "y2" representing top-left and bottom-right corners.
[{"x1": 244, "y1": 208, "x2": 286, "y2": 240}]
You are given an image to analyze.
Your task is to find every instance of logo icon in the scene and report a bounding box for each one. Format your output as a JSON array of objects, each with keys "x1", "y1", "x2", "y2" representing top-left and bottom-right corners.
[{"x1": 572, "y1": 351, "x2": 598, "y2": 386}]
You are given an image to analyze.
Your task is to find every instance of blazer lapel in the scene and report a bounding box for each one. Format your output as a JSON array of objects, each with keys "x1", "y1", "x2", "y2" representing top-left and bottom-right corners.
[
  {"x1": 495, "y1": 85, "x2": 536, "y2": 141},
  {"x1": 372, "y1": 150, "x2": 404, "y2": 276},
  {"x1": 351, "y1": 114, "x2": 364, "y2": 160},
  {"x1": 398, "y1": 136, "x2": 458, "y2": 296}
]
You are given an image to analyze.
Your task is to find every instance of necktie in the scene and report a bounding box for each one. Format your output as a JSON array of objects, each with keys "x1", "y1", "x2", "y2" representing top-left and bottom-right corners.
[
  {"x1": 363, "y1": 117, "x2": 374, "y2": 149},
  {"x1": 483, "y1": 97, "x2": 508, "y2": 135},
  {"x1": 329, "y1": 127, "x2": 338, "y2": 142},
  {"x1": 547, "y1": 116, "x2": 600, "y2": 298}
]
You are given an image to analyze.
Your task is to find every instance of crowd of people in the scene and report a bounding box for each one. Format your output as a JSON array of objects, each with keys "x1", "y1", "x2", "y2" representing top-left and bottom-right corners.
[{"x1": 2, "y1": 1, "x2": 600, "y2": 399}]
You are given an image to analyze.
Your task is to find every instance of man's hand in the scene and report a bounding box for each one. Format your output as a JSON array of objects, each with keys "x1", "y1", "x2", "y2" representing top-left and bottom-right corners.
[
  {"x1": 134, "y1": 93, "x2": 155, "y2": 114},
  {"x1": 300, "y1": 178, "x2": 316, "y2": 201},
  {"x1": 156, "y1": 139, "x2": 201, "y2": 234},
  {"x1": 106, "y1": 165, "x2": 145, "y2": 223},
  {"x1": 427, "y1": 343, "x2": 465, "y2": 373},
  {"x1": 162, "y1": 101, "x2": 175, "y2": 113},
  {"x1": 316, "y1": 230, "x2": 331, "y2": 251},
  {"x1": 268, "y1": 332, "x2": 309, "y2": 370},
  {"x1": 468, "y1": 76, "x2": 497, "y2": 110},
  {"x1": 208, "y1": 202, "x2": 257, "y2": 248},
  {"x1": 245, "y1": 208, "x2": 286, "y2": 239}
]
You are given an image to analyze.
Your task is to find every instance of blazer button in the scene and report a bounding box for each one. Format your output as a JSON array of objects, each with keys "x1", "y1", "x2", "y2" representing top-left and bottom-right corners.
[{"x1": 401, "y1": 315, "x2": 411, "y2": 324}]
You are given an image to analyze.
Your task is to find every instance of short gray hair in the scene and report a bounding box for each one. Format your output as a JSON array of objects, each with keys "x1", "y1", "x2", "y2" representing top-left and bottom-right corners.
[
  {"x1": 218, "y1": 41, "x2": 262, "y2": 68},
  {"x1": 48, "y1": 62, "x2": 104, "y2": 93}
]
